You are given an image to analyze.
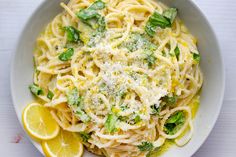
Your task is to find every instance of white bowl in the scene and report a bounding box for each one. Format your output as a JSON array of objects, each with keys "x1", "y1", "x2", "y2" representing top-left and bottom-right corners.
[{"x1": 10, "y1": 0, "x2": 225, "y2": 156}]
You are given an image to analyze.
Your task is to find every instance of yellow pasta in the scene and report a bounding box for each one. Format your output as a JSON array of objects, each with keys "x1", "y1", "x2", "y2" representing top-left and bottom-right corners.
[{"x1": 32, "y1": 0, "x2": 203, "y2": 156}]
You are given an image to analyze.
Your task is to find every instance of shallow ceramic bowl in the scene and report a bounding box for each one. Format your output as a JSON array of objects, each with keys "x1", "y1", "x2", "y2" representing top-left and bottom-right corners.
[{"x1": 11, "y1": 0, "x2": 225, "y2": 156}]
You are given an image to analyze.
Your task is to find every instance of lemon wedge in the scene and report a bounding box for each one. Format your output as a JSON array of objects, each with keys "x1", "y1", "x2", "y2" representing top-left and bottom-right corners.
[
  {"x1": 22, "y1": 103, "x2": 60, "y2": 140},
  {"x1": 42, "y1": 129, "x2": 84, "y2": 157}
]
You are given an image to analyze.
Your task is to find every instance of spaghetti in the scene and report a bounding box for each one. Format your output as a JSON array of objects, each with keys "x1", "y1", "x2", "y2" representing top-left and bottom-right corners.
[{"x1": 31, "y1": 0, "x2": 203, "y2": 156}]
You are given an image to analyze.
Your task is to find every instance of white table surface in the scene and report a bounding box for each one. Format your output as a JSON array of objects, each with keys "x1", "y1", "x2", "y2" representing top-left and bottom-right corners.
[{"x1": 0, "y1": 0, "x2": 236, "y2": 156}]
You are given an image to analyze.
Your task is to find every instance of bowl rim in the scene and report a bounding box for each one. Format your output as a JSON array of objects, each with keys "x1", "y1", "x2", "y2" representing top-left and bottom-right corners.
[{"x1": 10, "y1": 0, "x2": 225, "y2": 156}]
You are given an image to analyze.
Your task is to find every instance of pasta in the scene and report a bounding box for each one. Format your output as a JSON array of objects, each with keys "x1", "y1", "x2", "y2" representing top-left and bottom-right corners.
[{"x1": 31, "y1": 0, "x2": 203, "y2": 156}]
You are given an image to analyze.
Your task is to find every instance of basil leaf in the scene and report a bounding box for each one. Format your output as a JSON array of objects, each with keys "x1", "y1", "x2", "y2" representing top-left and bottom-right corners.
[
  {"x1": 76, "y1": 108, "x2": 90, "y2": 123},
  {"x1": 66, "y1": 88, "x2": 90, "y2": 123},
  {"x1": 174, "y1": 46, "x2": 180, "y2": 60},
  {"x1": 137, "y1": 141, "x2": 154, "y2": 152},
  {"x1": 144, "y1": 50, "x2": 156, "y2": 68},
  {"x1": 58, "y1": 48, "x2": 74, "y2": 61},
  {"x1": 163, "y1": 8, "x2": 177, "y2": 24},
  {"x1": 79, "y1": 132, "x2": 91, "y2": 142},
  {"x1": 97, "y1": 16, "x2": 106, "y2": 32},
  {"x1": 76, "y1": 0, "x2": 106, "y2": 30},
  {"x1": 145, "y1": 12, "x2": 171, "y2": 37},
  {"x1": 120, "y1": 104, "x2": 128, "y2": 111},
  {"x1": 47, "y1": 90, "x2": 54, "y2": 100},
  {"x1": 193, "y1": 53, "x2": 200, "y2": 63},
  {"x1": 105, "y1": 114, "x2": 118, "y2": 133},
  {"x1": 29, "y1": 84, "x2": 43, "y2": 96},
  {"x1": 150, "y1": 104, "x2": 161, "y2": 115},
  {"x1": 77, "y1": 9, "x2": 100, "y2": 21},
  {"x1": 161, "y1": 95, "x2": 177, "y2": 106},
  {"x1": 164, "y1": 111, "x2": 185, "y2": 135},
  {"x1": 66, "y1": 88, "x2": 83, "y2": 106},
  {"x1": 134, "y1": 115, "x2": 141, "y2": 123},
  {"x1": 166, "y1": 111, "x2": 184, "y2": 124},
  {"x1": 89, "y1": 0, "x2": 105, "y2": 10},
  {"x1": 64, "y1": 26, "x2": 81, "y2": 43}
]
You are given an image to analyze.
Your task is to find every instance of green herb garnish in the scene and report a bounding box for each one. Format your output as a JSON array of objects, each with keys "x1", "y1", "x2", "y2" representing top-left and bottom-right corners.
[
  {"x1": 66, "y1": 88, "x2": 83, "y2": 107},
  {"x1": 174, "y1": 46, "x2": 180, "y2": 60},
  {"x1": 88, "y1": 0, "x2": 105, "y2": 10},
  {"x1": 161, "y1": 95, "x2": 177, "y2": 106},
  {"x1": 76, "y1": 0, "x2": 106, "y2": 30},
  {"x1": 145, "y1": 12, "x2": 171, "y2": 37},
  {"x1": 29, "y1": 84, "x2": 43, "y2": 96},
  {"x1": 58, "y1": 48, "x2": 74, "y2": 61},
  {"x1": 193, "y1": 53, "x2": 201, "y2": 63},
  {"x1": 105, "y1": 114, "x2": 118, "y2": 133},
  {"x1": 134, "y1": 115, "x2": 141, "y2": 124},
  {"x1": 144, "y1": 51, "x2": 157, "y2": 67},
  {"x1": 145, "y1": 8, "x2": 177, "y2": 37},
  {"x1": 120, "y1": 104, "x2": 128, "y2": 111},
  {"x1": 64, "y1": 26, "x2": 81, "y2": 43},
  {"x1": 76, "y1": 108, "x2": 90, "y2": 123},
  {"x1": 164, "y1": 111, "x2": 185, "y2": 135},
  {"x1": 150, "y1": 104, "x2": 161, "y2": 115},
  {"x1": 79, "y1": 132, "x2": 91, "y2": 142},
  {"x1": 163, "y1": 8, "x2": 178, "y2": 24},
  {"x1": 47, "y1": 90, "x2": 54, "y2": 100},
  {"x1": 137, "y1": 141, "x2": 154, "y2": 152}
]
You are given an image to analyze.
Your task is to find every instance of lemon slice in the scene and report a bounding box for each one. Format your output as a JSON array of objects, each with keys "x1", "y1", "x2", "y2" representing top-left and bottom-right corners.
[
  {"x1": 22, "y1": 103, "x2": 60, "y2": 140},
  {"x1": 42, "y1": 129, "x2": 84, "y2": 157}
]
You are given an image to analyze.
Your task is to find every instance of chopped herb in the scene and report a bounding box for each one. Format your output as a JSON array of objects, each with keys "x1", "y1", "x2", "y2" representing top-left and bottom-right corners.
[
  {"x1": 116, "y1": 89, "x2": 127, "y2": 99},
  {"x1": 161, "y1": 51, "x2": 166, "y2": 57},
  {"x1": 63, "y1": 26, "x2": 81, "y2": 43},
  {"x1": 164, "y1": 111, "x2": 185, "y2": 135},
  {"x1": 105, "y1": 114, "x2": 118, "y2": 133},
  {"x1": 118, "y1": 116, "x2": 128, "y2": 122},
  {"x1": 161, "y1": 95, "x2": 177, "y2": 106},
  {"x1": 47, "y1": 90, "x2": 54, "y2": 100},
  {"x1": 76, "y1": 108, "x2": 90, "y2": 123},
  {"x1": 29, "y1": 84, "x2": 43, "y2": 96},
  {"x1": 174, "y1": 46, "x2": 180, "y2": 60},
  {"x1": 137, "y1": 141, "x2": 154, "y2": 152},
  {"x1": 77, "y1": 8, "x2": 99, "y2": 21},
  {"x1": 145, "y1": 12, "x2": 171, "y2": 37},
  {"x1": 163, "y1": 8, "x2": 178, "y2": 24},
  {"x1": 76, "y1": 0, "x2": 106, "y2": 30},
  {"x1": 150, "y1": 104, "x2": 161, "y2": 115},
  {"x1": 89, "y1": 0, "x2": 105, "y2": 10},
  {"x1": 145, "y1": 8, "x2": 177, "y2": 37},
  {"x1": 58, "y1": 48, "x2": 74, "y2": 61},
  {"x1": 97, "y1": 16, "x2": 106, "y2": 32},
  {"x1": 193, "y1": 53, "x2": 201, "y2": 63},
  {"x1": 120, "y1": 104, "x2": 128, "y2": 111},
  {"x1": 67, "y1": 89, "x2": 89, "y2": 123},
  {"x1": 144, "y1": 51, "x2": 157, "y2": 67},
  {"x1": 134, "y1": 115, "x2": 141, "y2": 123},
  {"x1": 79, "y1": 132, "x2": 91, "y2": 142},
  {"x1": 66, "y1": 88, "x2": 83, "y2": 107}
]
